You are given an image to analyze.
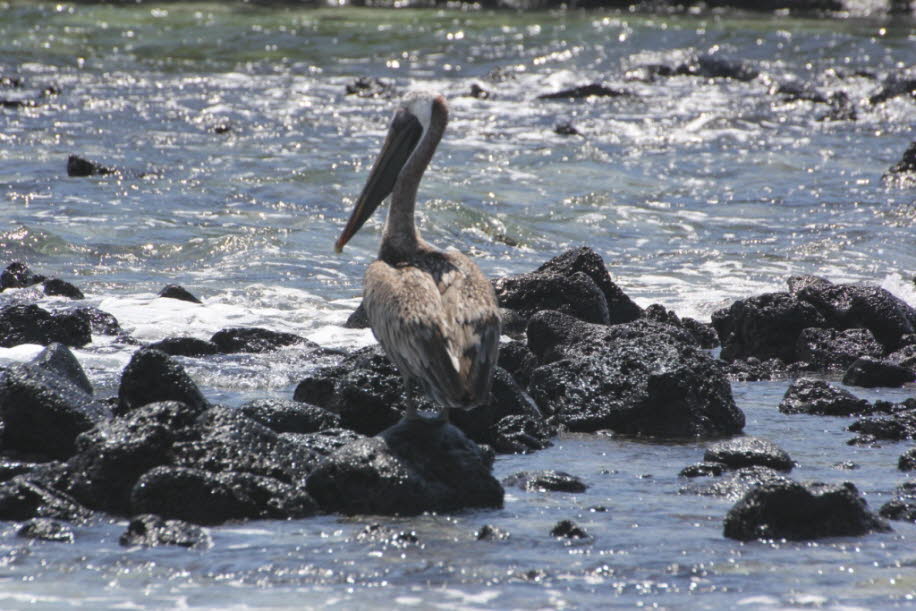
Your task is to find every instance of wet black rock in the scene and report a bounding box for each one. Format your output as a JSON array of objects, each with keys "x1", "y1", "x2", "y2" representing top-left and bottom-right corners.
[
  {"x1": 146, "y1": 336, "x2": 219, "y2": 357},
  {"x1": 494, "y1": 270, "x2": 610, "y2": 325},
  {"x1": 720, "y1": 356, "x2": 808, "y2": 382},
  {"x1": 63, "y1": 401, "x2": 206, "y2": 515},
  {"x1": 550, "y1": 519, "x2": 589, "y2": 539},
  {"x1": 344, "y1": 302, "x2": 370, "y2": 329},
  {"x1": 497, "y1": 340, "x2": 538, "y2": 388},
  {"x1": 847, "y1": 399, "x2": 916, "y2": 445},
  {"x1": 795, "y1": 280, "x2": 916, "y2": 352},
  {"x1": 469, "y1": 83, "x2": 491, "y2": 99},
  {"x1": 1, "y1": 262, "x2": 45, "y2": 290},
  {"x1": 704, "y1": 437, "x2": 794, "y2": 472},
  {"x1": 0, "y1": 304, "x2": 92, "y2": 348},
  {"x1": 723, "y1": 480, "x2": 891, "y2": 541},
  {"x1": 74, "y1": 306, "x2": 121, "y2": 337},
  {"x1": 537, "y1": 83, "x2": 631, "y2": 100},
  {"x1": 239, "y1": 399, "x2": 341, "y2": 434},
  {"x1": 884, "y1": 141, "x2": 916, "y2": 178},
  {"x1": 879, "y1": 483, "x2": 916, "y2": 523},
  {"x1": 901, "y1": 447, "x2": 916, "y2": 471},
  {"x1": 355, "y1": 523, "x2": 419, "y2": 547},
  {"x1": 795, "y1": 327, "x2": 884, "y2": 371},
  {"x1": 67, "y1": 154, "x2": 114, "y2": 177},
  {"x1": 476, "y1": 524, "x2": 509, "y2": 541},
  {"x1": 42, "y1": 278, "x2": 84, "y2": 300},
  {"x1": 489, "y1": 414, "x2": 554, "y2": 454},
  {"x1": 868, "y1": 75, "x2": 916, "y2": 105},
  {"x1": 209, "y1": 327, "x2": 307, "y2": 353},
  {"x1": 0, "y1": 343, "x2": 110, "y2": 459},
  {"x1": 131, "y1": 465, "x2": 318, "y2": 525},
  {"x1": 0, "y1": 470, "x2": 93, "y2": 522},
  {"x1": 535, "y1": 247, "x2": 642, "y2": 325},
  {"x1": 842, "y1": 357, "x2": 915, "y2": 388},
  {"x1": 553, "y1": 121, "x2": 581, "y2": 136},
  {"x1": 817, "y1": 91, "x2": 857, "y2": 122},
  {"x1": 778, "y1": 378, "x2": 872, "y2": 416},
  {"x1": 527, "y1": 311, "x2": 744, "y2": 438},
  {"x1": 119, "y1": 514, "x2": 211, "y2": 548},
  {"x1": 345, "y1": 76, "x2": 395, "y2": 98},
  {"x1": 674, "y1": 54, "x2": 759, "y2": 82},
  {"x1": 117, "y1": 348, "x2": 209, "y2": 414},
  {"x1": 681, "y1": 466, "x2": 786, "y2": 500},
  {"x1": 679, "y1": 462, "x2": 726, "y2": 478},
  {"x1": 17, "y1": 517, "x2": 75, "y2": 543},
  {"x1": 645, "y1": 304, "x2": 719, "y2": 349},
  {"x1": 306, "y1": 418, "x2": 503, "y2": 516},
  {"x1": 0, "y1": 461, "x2": 42, "y2": 482},
  {"x1": 712, "y1": 292, "x2": 826, "y2": 363},
  {"x1": 771, "y1": 81, "x2": 828, "y2": 104},
  {"x1": 158, "y1": 284, "x2": 202, "y2": 304},
  {"x1": 888, "y1": 344, "x2": 916, "y2": 370},
  {"x1": 502, "y1": 470, "x2": 588, "y2": 493}
]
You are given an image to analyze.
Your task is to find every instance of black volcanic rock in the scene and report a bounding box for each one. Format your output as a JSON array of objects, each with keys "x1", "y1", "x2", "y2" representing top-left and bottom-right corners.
[
  {"x1": 0, "y1": 343, "x2": 109, "y2": 459},
  {"x1": 42, "y1": 278, "x2": 84, "y2": 300},
  {"x1": 0, "y1": 304, "x2": 92, "y2": 348},
  {"x1": 502, "y1": 470, "x2": 587, "y2": 493},
  {"x1": 344, "y1": 302, "x2": 370, "y2": 329},
  {"x1": 526, "y1": 311, "x2": 743, "y2": 438},
  {"x1": 1, "y1": 262, "x2": 45, "y2": 290},
  {"x1": 842, "y1": 357, "x2": 915, "y2": 388},
  {"x1": 18, "y1": 518, "x2": 75, "y2": 543},
  {"x1": 675, "y1": 54, "x2": 759, "y2": 81},
  {"x1": 74, "y1": 306, "x2": 121, "y2": 336},
  {"x1": 67, "y1": 154, "x2": 114, "y2": 177},
  {"x1": 794, "y1": 327, "x2": 884, "y2": 371},
  {"x1": 901, "y1": 447, "x2": 916, "y2": 471},
  {"x1": 117, "y1": 348, "x2": 209, "y2": 413},
  {"x1": 497, "y1": 340, "x2": 538, "y2": 389},
  {"x1": 879, "y1": 482, "x2": 916, "y2": 523},
  {"x1": 119, "y1": 514, "x2": 211, "y2": 548},
  {"x1": 158, "y1": 284, "x2": 201, "y2": 304},
  {"x1": 868, "y1": 76, "x2": 916, "y2": 105},
  {"x1": 884, "y1": 141, "x2": 916, "y2": 178},
  {"x1": 210, "y1": 327, "x2": 307, "y2": 353},
  {"x1": 0, "y1": 469, "x2": 93, "y2": 523},
  {"x1": 550, "y1": 519, "x2": 589, "y2": 539},
  {"x1": 723, "y1": 480, "x2": 890, "y2": 541},
  {"x1": 305, "y1": 418, "x2": 503, "y2": 516},
  {"x1": 537, "y1": 83, "x2": 631, "y2": 100},
  {"x1": 535, "y1": 247, "x2": 642, "y2": 324},
  {"x1": 146, "y1": 336, "x2": 219, "y2": 357},
  {"x1": 704, "y1": 437, "x2": 793, "y2": 472},
  {"x1": 489, "y1": 414, "x2": 554, "y2": 454},
  {"x1": 712, "y1": 292, "x2": 826, "y2": 363},
  {"x1": 778, "y1": 378, "x2": 872, "y2": 416},
  {"x1": 345, "y1": 76, "x2": 395, "y2": 98},
  {"x1": 494, "y1": 271, "x2": 610, "y2": 326},
  {"x1": 847, "y1": 399, "x2": 916, "y2": 444},
  {"x1": 239, "y1": 399, "x2": 341, "y2": 434}
]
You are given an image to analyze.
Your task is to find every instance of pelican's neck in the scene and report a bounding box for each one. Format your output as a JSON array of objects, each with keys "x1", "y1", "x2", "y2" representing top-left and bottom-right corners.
[{"x1": 379, "y1": 112, "x2": 445, "y2": 262}]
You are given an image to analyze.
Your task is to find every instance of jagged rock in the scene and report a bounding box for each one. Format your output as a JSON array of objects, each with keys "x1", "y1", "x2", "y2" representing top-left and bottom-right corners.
[
  {"x1": 723, "y1": 480, "x2": 890, "y2": 541},
  {"x1": 239, "y1": 399, "x2": 341, "y2": 434},
  {"x1": 0, "y1": 343, "x2": 109, "y2": 459},
  {"x1": 535, "y1": 247, "x2": 642, "y2": 324},
  {"x1": 489, "y1": 414, "x2": 554, "y2": 454},
  {"x1": 0, "y1": 304, "x2": 92, "y2": 348},
  {"x1": 209, "y1": 327, "x2": 307, "y2": 353},
  {"x1": 305, "y1": 418, "x2": 503, "y2": 516},
  {"x1": 526, "y1": 311, "x2": 743, "y2": 438},
  {"x1": 42, "y1": 278, "x2": 84, "y2": 300},
  {"x1": 847, "y1": 399, "x2": 916, "y2": 444},
  {"x1": 131, "y1": 466, "x2": 318, "y2": 525},
  {"x1": 795, "y1": 281, "x2": 916, "y2": 352},
  {"x1": 681, "y1": 466, "x2": 785, "y2": 500},
  {"x1": 119, "y1": 514, "x2": 211, "y2": 548},
  {"x1": 146, "y1": 337, "x2": 219, "y2": 357},
  {"x1": 1, "y1": 262, "x2": 45, "y2": 290},
  {"x1": 17, "y1": 517, "x2": 75, "y2": 543},
  {"x1": 712, "y1": 292, "x2": 826, "y2": 362},
  {"x1": 550, "y1": 520, "x2": 589, "y2": 539},
  {"x1": 842, "y1": 357, "x2": 915, "y2": 388},
  {"x1": 537, "y1": 84, "x2": 631, "y2": 100},
  {"x1": 795, "y1": 327, "x2": 884, "y2": 371},
  {"x1": 901, "y1": 447, "x2": 916, "y2": 470},
  {"x1": 63, "y1": 401, "x2": 206, "y2": 515},
  {"x1": 778, "y1": 378, "x2": 872, "y2": 416},
  {"x1": 67, "y1": 155, "x2": 114, "y2": 177},
  {"x1": 494, "y1": 270, "x2": 610, "y2": 325},
  {"x1": 502, "y1": 470, "x2": 587, "y2": 493},
  {"x1": 157, "y1": 284, "x2": 201, "y2": 304},
  {"x1": 645, "y1": 304, "x2": 719, "y2": 349},
  {"x1": 117, "y1": 348, "x2": 208, "y2": 414},
  {"x1": 704, "y1": 437, "x2": 793, "y2": 472}
]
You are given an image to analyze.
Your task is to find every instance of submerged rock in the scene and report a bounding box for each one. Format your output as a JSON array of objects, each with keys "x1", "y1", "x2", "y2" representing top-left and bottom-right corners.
[
  {"x1": 306, "y1": 418, "x2": 503, "y2": 516},
  {"x1": 0, "y1": 343, "x2": 109, "y2": 459},
  {"x1": 526, "y1": 311, "x2": 743, "y2": 438},
  {"x1": 778, "y1": 378, "x2": 872, "y2": 416},
  {"x1": 17, "y1": 517, "x2": 75, "y2": 543},
  {"x1": 502, "y1": 470, "x2": 588, "y2": 493},
  {"x1": 158, "y1": 284, "x2": 202, "y2": 304},
  {"x1": 550, "y1": 519, "x2": 589, "y2": 539},
  {"x1": 847, "y1": 399, "x2": 916, "y2": 445},
  {"x1": 723, "y1": 480, "x2": 891, "y2": 541},
  {"x1": 703, "y1": 437, "x2": 794, "y2": 472},
  {"x1": 883, "y1": 141, "x2": 916, "y2": 179},
  {"x1": 537, "y1": 84, "x2": 631, "y2": 100},
  {"x1": 900, "y1": 447, "x2": 916, "y2": 471},
  {"x1": 0, "y1": 304, "x2": 92, "y2": 348},
  {"x1": 842, "y1": 357, "x2": 915, "y2": 388},
  {"x1": 119, "y1": 513, "x2": 211, "y2": 548},
  {"x1": 345, "y1": 76, "x2": 395, "y2": 98}
]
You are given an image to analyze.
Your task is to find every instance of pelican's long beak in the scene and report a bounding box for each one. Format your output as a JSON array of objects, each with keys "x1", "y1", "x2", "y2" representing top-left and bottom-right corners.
[{"x1": 335, "y1": 110, "x2": 423, "y2": 252}]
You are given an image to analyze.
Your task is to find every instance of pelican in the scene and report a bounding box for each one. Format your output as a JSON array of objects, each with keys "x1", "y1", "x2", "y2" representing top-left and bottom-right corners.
[{"x1": 335, "y1": 92, "x2": 500, "y2": 423}]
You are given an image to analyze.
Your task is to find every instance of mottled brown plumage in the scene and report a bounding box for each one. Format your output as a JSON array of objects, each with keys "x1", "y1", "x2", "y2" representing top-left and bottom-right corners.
[{"x1": 336, "y1": 92, "x2": 500, "y2": 422}]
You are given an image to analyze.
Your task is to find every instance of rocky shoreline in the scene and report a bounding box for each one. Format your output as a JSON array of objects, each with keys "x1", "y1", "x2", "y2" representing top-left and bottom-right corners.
[{"x1": 0, "y1": 248, "x2": 913, "y2": 546}]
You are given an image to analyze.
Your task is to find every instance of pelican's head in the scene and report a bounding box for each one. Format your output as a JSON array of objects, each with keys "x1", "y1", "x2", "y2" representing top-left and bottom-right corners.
[{"x1": 335, "y1": 92, "x2": 448, "y2": 253}]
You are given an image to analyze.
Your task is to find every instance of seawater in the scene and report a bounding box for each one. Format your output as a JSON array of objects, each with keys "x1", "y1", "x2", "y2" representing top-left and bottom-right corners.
[{"x1": 0, "y1": 2, "x2": 914, "y2": 608}]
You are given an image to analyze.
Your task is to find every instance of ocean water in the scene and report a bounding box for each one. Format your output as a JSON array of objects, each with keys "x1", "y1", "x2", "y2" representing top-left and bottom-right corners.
[{"x1": 0, "y1": 2, "x2": 914, "y2": 608}]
